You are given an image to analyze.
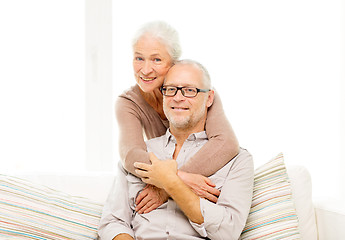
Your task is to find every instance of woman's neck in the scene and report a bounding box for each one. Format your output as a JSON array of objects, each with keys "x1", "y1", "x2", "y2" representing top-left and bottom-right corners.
[{"x1": 139, "y1": 88, "x2": 166, "y2": 120}]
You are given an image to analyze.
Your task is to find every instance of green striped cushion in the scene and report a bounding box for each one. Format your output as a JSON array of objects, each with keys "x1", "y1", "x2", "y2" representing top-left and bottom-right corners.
[
  {"x1": 0, "y1": 174, "x2": 103, "y2": 239},
  {"x1": 240, "y1": 153, "x2": 301, "y2": 239}
]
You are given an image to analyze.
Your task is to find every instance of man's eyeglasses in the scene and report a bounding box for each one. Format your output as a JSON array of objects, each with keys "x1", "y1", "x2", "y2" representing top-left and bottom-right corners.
[{"x1": 160, "y1": 86, "x2": 210, "y2": 98}]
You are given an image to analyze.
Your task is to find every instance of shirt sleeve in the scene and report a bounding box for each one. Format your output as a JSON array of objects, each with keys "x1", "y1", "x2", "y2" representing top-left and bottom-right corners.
[
  {"x1": 98, "y1": 163, "x2": 135, "y2": 240},
  {"x1": 190, "y1": 149, "x2": 254, "y2": 240},
  {"x1": 179, "y1": 91, "x2": 240, "y2": 176},
  {"x1": 115, "y1": 96, "x2": 151, "y2": 175}
]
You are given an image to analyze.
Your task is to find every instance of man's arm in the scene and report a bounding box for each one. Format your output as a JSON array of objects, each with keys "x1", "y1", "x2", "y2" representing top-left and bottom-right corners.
[
  {"x1": 98, "y1": 163, "x2": 135, "y2": 240},
  {"x1": 134, "y1": 153, "x2": 204, "y2": 224},
  {"x1": 163, "y1": 170, "x2": 204, "y2": 224},
  {"x1": 135, "y1": 150, "x2": 254, "y2": 240},
  {"x1": 193, "y1": 149, "x2": 254, "y2": 239}
]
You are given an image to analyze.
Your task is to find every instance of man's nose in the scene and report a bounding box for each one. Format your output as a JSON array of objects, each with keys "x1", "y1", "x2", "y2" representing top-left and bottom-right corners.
[
  {"x1": 173, "y1": 89, "x2": 185, "y2": 101},
  {"x1": 141, "y1": 61, "x2": 153, "y2": 75}
]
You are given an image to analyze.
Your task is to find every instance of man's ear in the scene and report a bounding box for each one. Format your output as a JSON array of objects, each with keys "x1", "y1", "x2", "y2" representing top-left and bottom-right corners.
[{"x1": 206, "y1": 90, "x2": 215, "y2": 108}]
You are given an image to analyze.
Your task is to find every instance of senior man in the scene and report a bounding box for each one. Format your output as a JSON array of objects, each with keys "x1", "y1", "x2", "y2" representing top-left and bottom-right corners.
[{"x1": 98, "y1": 60, "x2": 254, "y2": 240}]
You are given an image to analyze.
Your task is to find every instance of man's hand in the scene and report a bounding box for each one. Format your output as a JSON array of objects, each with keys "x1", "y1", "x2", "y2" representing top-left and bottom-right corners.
[
  {"x1": 134, "y1": 152, "x2": 178, "y2": 189},
  {"x1": 178, "y1": 171, "x2": 220, "y2": 203},
  {"x1": 135, "y1": 152, "x2": 204, "y2": 224},
  {"x1": 113, "y1": 233, "x2": 134, "y2": 240},
  {"x1": 135, "y1": 184, "x2": 169, "y2": 214}
]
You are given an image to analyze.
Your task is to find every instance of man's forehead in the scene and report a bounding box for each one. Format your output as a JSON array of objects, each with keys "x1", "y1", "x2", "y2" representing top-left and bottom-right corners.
[{"x1": 165, "y1": 64, "x2": 202, "y2": 85}]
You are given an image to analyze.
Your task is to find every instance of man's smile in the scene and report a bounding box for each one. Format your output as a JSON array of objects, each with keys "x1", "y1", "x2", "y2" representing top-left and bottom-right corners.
[{"x1": 171, "y1": 106, "x2": 189, "y2": 111}]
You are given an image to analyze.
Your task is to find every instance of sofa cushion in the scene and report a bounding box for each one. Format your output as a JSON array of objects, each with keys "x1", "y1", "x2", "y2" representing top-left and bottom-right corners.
[
  {"x1": 287, "y1": 165, "x2": 318, "y2": 239},
  {"x1": 0, "y1": 174, "x2": 103, "y2": 239},
  {"x1": 240, "y1": 153, "x2": 301, "y2": 239}
]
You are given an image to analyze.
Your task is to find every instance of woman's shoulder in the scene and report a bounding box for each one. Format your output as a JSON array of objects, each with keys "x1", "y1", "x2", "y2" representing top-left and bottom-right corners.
[
  {"x1": 116, "y1": 85, "x2": 155, "y2": 116},
  {"x1": 117, "y1": 85, "x2": 144, "y2": 105},
  {"x1": 118, "y1": 85, "x2": 140, "y2": 98}
]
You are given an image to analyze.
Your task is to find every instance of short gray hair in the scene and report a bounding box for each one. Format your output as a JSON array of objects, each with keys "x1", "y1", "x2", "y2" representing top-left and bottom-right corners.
[
  {"x1": 132, "y1": 21, "x2": 182, "y2": 63},
  {"x1": 173, "y1": 59, "x2": 212, "y2": 89}
]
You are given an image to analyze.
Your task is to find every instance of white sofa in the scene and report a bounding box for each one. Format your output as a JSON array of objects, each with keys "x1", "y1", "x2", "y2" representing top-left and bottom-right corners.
[{"x1": 1, "y1": 164, "x2": 344, "y2": 239}]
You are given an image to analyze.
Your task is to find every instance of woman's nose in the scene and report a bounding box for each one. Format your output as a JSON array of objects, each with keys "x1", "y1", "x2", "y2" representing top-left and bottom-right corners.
[{"x1": 141, "y1": 61, "x2": 153, "y2": 75}]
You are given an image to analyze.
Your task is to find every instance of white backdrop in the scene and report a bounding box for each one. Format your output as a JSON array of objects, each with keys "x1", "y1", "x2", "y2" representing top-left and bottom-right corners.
[
  {"x1": 0, "y1": 0, "x2": 343, "y2": 201},
  {"x1": 0, "y1": 1, "x2": 85, "y2": 172},
  {"x1": 113, "y1": 0, "x2": 344, "y2": 199}
]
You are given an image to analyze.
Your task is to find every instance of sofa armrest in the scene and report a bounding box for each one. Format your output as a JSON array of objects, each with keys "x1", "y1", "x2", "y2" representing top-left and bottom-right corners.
[{"x1": 314, "y1": 199, "x2": 345, "y2": 240}]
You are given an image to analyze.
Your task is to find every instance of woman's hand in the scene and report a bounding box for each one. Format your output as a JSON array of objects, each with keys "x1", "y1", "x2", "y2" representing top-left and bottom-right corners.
[
  {"x1": 135, "y1": 184, "x2": 169, "y2": 214},
  {"x1": 177, "y1": 171, "x2": 220, "y2": 203}
]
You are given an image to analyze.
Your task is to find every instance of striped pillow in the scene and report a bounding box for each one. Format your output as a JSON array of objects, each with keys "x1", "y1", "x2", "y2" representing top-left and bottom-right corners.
[
  {"x1": 0, "y1": 174, "x2": 103, "y2": 239},
  {"x1": 240, "y1": 153, "x2": 301, "y2": 239}
]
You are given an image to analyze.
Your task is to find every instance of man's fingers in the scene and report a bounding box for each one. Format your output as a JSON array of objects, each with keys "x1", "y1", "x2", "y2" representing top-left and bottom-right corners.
[
  {"x1": 135, "y1": 169, "x2": 149, "y2": 178},
  {"x1": 141, "y1": 177, "x2": 151, "y2": 185},
  {"x1": 134, "y1": 162, "x2": 150, "y2": 170},
  {"x1": 149, "y1": 152, "x2": 159, "y2": 163}
]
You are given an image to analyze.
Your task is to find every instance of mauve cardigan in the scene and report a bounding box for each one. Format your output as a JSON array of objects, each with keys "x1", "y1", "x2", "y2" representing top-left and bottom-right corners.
[{"x1": 115, "y1": 84, "x2": 239, "y2": 176}]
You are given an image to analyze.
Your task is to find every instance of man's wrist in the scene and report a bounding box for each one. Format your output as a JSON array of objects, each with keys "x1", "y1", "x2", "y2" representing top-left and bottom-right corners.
[
  {"x1": 177, "y1": 170, "x2": 185, "y2": 179},
  {"x1": 163, "y1": 174, "x2": 182, "y2": 193}
]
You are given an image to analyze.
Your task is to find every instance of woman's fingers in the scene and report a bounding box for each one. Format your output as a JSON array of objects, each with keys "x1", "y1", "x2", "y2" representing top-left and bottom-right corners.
[
  {"x1": 204, "y1": 177, "x2": 216, "y2": 187},
  {"x1": 203, "y1": 191, "x2": 219, "y2": 203},
  {"x1": 135, "y1": 185, "x2": 168, "y2": 214},
  {"x1": 135, "y1": 196, "x2": 151, "y2": 212},
  {"x1": 143, "y1": 202, "x2": 160, "y2": 214},
  {"x1": 206, "y1": 185, "x2": 220, "y2": 197}
]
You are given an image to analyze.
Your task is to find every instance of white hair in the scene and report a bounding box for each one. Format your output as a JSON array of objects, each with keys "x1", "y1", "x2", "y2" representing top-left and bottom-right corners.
[
  {"x1": 174, "y1": 59, "x2": 212, "y2": 89},
  {"x1": 132, "y1": 21, "x2": 182, "y2": 63}
]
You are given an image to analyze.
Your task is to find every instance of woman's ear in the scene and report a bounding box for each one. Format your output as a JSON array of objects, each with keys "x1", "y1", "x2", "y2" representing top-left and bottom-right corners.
[{"x1": 206, "y1": 90, "x2": 215, "y2": 108}]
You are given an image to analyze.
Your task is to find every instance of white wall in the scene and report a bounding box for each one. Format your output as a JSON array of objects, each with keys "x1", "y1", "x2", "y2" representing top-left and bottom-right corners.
[
  {"x1": 0, "y1": 0, "x2": 343, "y2": 202},
  {"x1": 113, "y1": 0, "x2": 344, "y2": 200},
  {"x1": 85, "y1": 0, "x2": 113, "y2": 171},
  {"x1": 0, "y1": 1, "x2": 86, "y2": 172}
]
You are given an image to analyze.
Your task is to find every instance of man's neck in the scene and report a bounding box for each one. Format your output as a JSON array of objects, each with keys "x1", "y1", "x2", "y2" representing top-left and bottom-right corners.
[{"x1": 170, "y1": 122, "x2": 205, "y2": 160}]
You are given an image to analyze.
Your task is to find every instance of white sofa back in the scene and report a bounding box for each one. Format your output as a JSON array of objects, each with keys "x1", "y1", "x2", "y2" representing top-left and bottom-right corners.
[
  {"x1": 10, "y1": 165, "x2": 317, "y2": 239},
  {"x1": 6, "y1": 165, "x2": 344, "y2": 240},
  {"x1": 8, "y1": 171, "x2": 115, "y2": 204}
]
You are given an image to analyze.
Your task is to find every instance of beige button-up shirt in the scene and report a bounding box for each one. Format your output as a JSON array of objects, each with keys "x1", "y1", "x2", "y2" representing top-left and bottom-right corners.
[{"x1": 98, "y1": 130, "x2": 254, "y2": 240}]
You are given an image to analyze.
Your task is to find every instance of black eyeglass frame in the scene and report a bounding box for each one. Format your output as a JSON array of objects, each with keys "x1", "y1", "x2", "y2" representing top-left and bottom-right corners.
[{"x1": 160, "y1": 85, "x2": 211, "y2": 98}]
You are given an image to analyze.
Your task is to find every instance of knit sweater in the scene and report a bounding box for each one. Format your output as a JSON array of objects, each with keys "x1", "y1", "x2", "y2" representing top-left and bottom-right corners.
[{"x1": 115, "y1": 84, "x2": 239, "y2": 176}]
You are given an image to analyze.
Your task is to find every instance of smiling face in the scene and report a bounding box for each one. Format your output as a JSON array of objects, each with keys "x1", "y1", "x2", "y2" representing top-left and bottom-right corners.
[
  {"x1": 163, "y1": 63, "x2": 214, "y2": 132},
  {"x1": 133, "y1": 34, "x2": 173, "y2": 93}
]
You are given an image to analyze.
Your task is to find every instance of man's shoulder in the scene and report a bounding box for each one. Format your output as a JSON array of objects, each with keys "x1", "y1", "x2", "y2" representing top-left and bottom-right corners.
[
  {"x1": 230, "y1": 147, "x2": 254, "y2": 171},
  {"x1": 237, "y1": 148, "x2": 252, "y2": 159},
  {"x1": 217, "y1": 148, "x2": 253, "y2": 175}
]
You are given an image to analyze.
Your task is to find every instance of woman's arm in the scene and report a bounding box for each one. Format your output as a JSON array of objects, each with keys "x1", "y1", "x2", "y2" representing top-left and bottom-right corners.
[
  {"x1": 116, "y1": 95, "x2": 169, "y2": 213},
  {"x1": 179, "y1": 91, "x2": 239, "y2": 176},
  {"x1": 115, "y1": 97, "x2": 151, "y2": 175}
]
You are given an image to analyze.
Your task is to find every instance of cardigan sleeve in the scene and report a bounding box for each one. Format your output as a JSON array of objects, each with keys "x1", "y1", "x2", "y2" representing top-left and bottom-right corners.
[
  {"x1": 115, "y1": 96, "x2": 151, "y2": 175},
  {"x1": 178, "y1": 91, "x2": 240, "y2": 176}
]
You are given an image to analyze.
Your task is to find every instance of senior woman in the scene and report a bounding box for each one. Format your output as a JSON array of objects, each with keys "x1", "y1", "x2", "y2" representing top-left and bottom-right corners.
[{"x1": 116, "y1": 21, "x2": 239, "y2": 214}]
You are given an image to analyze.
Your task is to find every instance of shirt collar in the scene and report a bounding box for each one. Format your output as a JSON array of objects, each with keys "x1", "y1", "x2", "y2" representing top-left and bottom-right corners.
[{"x1": 163, "y1": 129, "x2": 208, "y2": 147}]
